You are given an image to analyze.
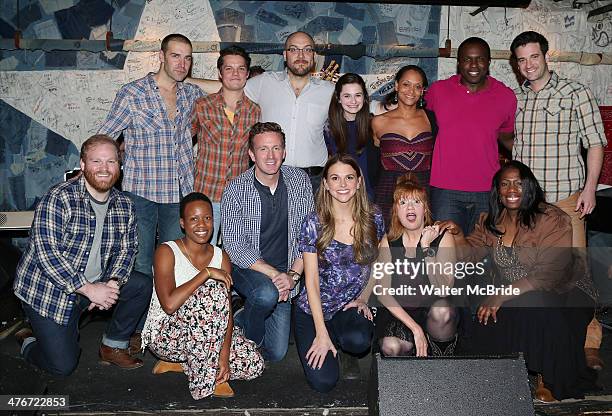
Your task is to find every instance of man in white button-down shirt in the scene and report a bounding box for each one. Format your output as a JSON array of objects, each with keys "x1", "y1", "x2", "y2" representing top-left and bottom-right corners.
[
  {"x1": 189, "y1": 31, "x2": 334, "y2": 193},
  {"x1": 243, "y1": 32, "x2": 334, "y2": 192}
]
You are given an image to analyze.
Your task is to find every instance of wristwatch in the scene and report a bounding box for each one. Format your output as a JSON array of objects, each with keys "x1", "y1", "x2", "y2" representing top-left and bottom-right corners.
[
  {"x1": 421, "y1": 246, "x2": 436, "y2": 258},
  {"x1": 288, "y1": 269, "x2": 302, "y2": 283}
]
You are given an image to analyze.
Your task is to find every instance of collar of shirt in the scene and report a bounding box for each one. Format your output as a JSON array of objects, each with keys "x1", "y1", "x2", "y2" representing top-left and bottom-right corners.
[
  {"x1": 254, "y1": 170, "x2": 284, "y2": 195},
  {"x1": 278, "y1": 69, "x2": 330, "y2": 90},
  {"x1": 212, "y1": 88, "x2": 246, "y2": 109},
  {"x1": 452, "y1": 74, "x2": 493, "y2": 96},
  {"x1": 521, "y1": 71, "x2": 559, "y2": 95},
  {"x1": 145, "y1": 72, "x2": 185, "y2": 93}
]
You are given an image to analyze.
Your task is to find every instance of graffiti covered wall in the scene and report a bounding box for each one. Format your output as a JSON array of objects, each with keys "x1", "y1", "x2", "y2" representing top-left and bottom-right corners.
[{"x1": 0, "y1": 0, "x2": 610, "y2": 210}]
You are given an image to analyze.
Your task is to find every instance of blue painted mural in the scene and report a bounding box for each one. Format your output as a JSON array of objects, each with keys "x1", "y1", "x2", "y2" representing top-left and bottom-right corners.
[{"x1": 0, "y1": 0, "x2": 440, "y2": 210}]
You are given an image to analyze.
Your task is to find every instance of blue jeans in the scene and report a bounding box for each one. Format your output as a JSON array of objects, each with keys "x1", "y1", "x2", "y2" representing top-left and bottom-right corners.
[
  {"x1": 294, "y1": 306, "x2": 373, "y2": 393},
  {"x1": 211, "y1": 201, "x2": 221, "y2": 247},
  {"x1": 430, "y1": 187, "x2": 490, "y2": 235},
  {"x1": 231, "y1": 265, "x2": 291, "y2": 362},
  {"x1": 21, "y1": 271, "x2": 152, "y2": 376},
  {"x1": 125, "y1": 192, "x2": 183, "y2": 276}
]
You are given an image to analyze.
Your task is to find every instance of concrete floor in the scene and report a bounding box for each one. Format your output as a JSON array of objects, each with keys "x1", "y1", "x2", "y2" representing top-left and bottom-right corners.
[{"x1": 1, "y1": 311, "x2": 612, "y2": 416}]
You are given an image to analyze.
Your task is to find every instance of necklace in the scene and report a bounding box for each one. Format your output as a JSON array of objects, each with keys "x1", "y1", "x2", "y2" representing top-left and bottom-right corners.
[
  {"x1": 493, "y1": 236, "x2": 526, "y2": 283},
  {"x1": 180, "y1": 238, "x2": 197, "y2": 269}
]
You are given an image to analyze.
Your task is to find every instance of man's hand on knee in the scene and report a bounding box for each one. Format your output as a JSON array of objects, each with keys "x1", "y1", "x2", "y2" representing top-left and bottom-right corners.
[
  {"x1": 278, "y1": 289, "x2": 290, "y2": 302},
  {"x1": 105, "y1": 279, "x2": 120, "y2": 289},
  {"x1": 76, "y1": 282, "x2": 120, "y2": 310},
  {"x1": 272, "y1": 272, "x2": 292, "y2": 293}
]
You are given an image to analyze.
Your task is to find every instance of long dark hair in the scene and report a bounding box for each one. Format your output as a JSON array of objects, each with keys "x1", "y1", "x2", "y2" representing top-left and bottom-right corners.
[
  {"x1": 486, "y1": 160, "x2": 547, "y2": 236},
  {"x1": 327, "y1": 73, "x2": 372, "y2": 155},
  {"x1": 384, "y1": 65, "x2": 429, "y2": 109}
]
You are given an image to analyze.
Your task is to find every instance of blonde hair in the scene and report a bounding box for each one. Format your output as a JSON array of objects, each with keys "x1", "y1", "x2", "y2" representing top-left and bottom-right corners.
[
  {"x1": 387, "y1": 173, "x2": 432, "y2": 241},
  {"x1": 315, "y1": 154, "x2": 379, "y2": 265}
]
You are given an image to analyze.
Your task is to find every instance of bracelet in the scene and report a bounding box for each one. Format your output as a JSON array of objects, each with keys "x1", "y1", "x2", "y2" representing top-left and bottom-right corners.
[
  {"x1": 288, "y1": 269, "x2": 301, "y2": 283},
  {"x1": 421, "y1": 246, "x2": 436, "y2": 258},
  {"x1": 205, "y1": 267, "x2": 211, "y2": 278}
]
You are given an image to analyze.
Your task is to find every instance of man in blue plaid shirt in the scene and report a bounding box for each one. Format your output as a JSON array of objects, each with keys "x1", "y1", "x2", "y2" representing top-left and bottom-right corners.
[
  {"x1": 14, "y1": 135, "x2": 151, "y2": 375},
  {"x1": 99, "y1": 33, "x2": 205, "y2": 279}
]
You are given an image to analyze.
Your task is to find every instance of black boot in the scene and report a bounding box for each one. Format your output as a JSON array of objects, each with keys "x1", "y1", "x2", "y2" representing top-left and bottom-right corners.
[{"x1": 339, "y1": 351, "x2": 361, "y2": 380}]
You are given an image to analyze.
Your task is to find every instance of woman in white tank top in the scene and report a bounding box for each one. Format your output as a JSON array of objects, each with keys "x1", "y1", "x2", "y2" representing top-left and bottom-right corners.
[{"x1": 141, "y1": 193, "x2": 263, "y2": 399}]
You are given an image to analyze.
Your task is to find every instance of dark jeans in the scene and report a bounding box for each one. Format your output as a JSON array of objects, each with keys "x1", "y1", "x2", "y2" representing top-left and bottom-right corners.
[
  {"x1": 126, "y1": 192, "x2": 182, "y2": 332},
  {"x1": 430, "y1": 187, "x2": 489, "y2": 235},
  {"x1": 589, "y1": 230, "x2": 612, "y2": 306},
  {"x1": 231, "y1": 265, "x2": 292, "y2": 362},
  {"x1": 125, "y1": 192, "x2": 183, "y2": 277},
  {"x1": 294, "y1": 306, "x2": 373, "y2": 393},
  {"x1": 21, "y1": 271, "x2": 152, "y2": 376}
]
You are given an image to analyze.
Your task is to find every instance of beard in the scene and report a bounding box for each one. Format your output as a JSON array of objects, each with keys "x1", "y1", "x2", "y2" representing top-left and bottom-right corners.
[
  {"x1": 83, "y1": 168, "x2": 120, "y2": 193},
  {"x1": 287, "y1": 60, "x2": 313, "y2": 76}
]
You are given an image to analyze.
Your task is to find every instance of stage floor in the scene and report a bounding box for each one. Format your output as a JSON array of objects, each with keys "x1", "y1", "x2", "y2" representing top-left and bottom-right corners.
[{"x1": 1, "y1": 312, "x2": 611, "y2": 416}]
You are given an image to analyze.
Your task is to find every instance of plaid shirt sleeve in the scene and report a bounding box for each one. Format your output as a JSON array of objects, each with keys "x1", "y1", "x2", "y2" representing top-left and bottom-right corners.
[
  {"x1": 106, "y1": 199, "x2": 138, "y2": 286},
  {"x1": 221, "y1": 180, "x2": 262, "y2": 268},
  {"x1": 575, "y1": 86, "x2": 607, "y2": 149},
  {"x1": 288, "y1": 170, "x2": 315, "y2": 265},
  {"x1": 98, "y1": 86, "x2": 132, "y2": 138},
  {"x1": 31, "y1": 191, "x2": 88, "y2": 295},
  {"x1": 191, "y1": 99, "x2": 200, "y2": 137},
  {"x1": 288, "y1": 170, "x2": 315, "y2": 298}
]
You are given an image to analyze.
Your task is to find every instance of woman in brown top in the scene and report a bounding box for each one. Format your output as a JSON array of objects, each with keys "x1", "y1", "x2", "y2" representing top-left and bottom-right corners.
[{"x1": 441, "y1": 161, "x2": 594, "y2": 402}]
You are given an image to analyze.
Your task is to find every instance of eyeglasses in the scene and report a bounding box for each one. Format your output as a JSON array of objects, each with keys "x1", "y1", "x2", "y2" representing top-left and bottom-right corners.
[{"x1": 286, "y1": 46, "x2": 315, "y2": 54}]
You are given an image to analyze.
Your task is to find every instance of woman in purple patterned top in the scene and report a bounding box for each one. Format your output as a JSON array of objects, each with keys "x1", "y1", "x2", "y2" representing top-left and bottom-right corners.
[{"x1": 295, "y1": 154, "x2": 385, "y2": 393}]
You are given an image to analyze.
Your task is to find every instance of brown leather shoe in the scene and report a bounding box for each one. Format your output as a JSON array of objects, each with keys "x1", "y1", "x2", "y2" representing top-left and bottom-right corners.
[
  {"x1": 152, "y1": 359, "x2": 183, "y2": 374},
  {"x1": 534, "y1": 374, "x2": 556, "y2": 403},
  {"x1": 15, "y1": 327, "x2": 34, "y2": 348},
  {"x1": 128, "y1": 332, "x2": 142, "y2": 356},
  {"x1": 99, "y1": 345, "x2": 143, "y2": 370},
  {"x1": 585, "y1": 347, "x2": 604, "y2": 371},
  {"x1": 212, "y1": 382, "x2": 235, "y2": 398}
]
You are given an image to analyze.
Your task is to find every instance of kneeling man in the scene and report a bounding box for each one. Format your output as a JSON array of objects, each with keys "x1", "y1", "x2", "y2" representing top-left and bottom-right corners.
[
  {"x1": 221, "y1": 122, "x2": 314, "y2": 361},
  {"x1": 14, "y1": 134, "x2": 151, "y2": 375}
]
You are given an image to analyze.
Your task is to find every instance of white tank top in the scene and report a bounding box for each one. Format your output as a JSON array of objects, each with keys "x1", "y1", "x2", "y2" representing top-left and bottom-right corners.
[{"x1": 142, "y1": 241, "x2": 223, "y2": 347}]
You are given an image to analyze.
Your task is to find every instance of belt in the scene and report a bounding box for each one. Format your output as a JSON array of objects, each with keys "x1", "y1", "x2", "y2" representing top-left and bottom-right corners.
[{"x1": 300, "y1": 166, "x2": 324, "y2": 176}]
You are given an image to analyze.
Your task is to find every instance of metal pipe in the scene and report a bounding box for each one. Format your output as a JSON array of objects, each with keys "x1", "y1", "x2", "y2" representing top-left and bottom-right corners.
[{"x1": 1, "y1": 38, "x2": 610, "y2": 65}]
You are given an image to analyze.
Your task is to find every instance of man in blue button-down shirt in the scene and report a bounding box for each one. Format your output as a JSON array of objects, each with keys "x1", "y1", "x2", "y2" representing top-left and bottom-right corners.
[
  {"x1": 221, "y1": 122, "x2": 314, "y2": 361},
  {"x1": 14, "y1": 135, "x2": 151, "y2": 375}
]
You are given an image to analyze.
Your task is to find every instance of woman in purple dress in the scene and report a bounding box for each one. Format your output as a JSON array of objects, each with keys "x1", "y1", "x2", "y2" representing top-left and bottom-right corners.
[{"x1": 295, "y1": 154, "x2": 385, "y2": 392}]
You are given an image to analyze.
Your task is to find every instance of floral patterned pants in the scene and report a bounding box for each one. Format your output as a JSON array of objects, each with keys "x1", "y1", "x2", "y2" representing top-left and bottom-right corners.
[{"x1": 148, "y1": 282, "x2": 264, "y2": 399}]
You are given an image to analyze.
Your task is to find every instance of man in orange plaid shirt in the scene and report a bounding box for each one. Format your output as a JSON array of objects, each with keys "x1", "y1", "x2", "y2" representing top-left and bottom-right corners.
[{"x1": 191, "y1": 46, "x2": 261, "y2": 245}]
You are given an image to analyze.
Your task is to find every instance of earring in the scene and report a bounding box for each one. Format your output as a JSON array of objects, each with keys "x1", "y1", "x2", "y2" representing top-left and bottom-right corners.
[{"x1": 417, "y1": 96, "x2": 425, "y2": 108}]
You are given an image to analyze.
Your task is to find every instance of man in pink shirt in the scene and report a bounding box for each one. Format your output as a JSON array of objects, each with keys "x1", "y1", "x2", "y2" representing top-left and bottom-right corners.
[{"x1": 426, "y1": 37, "x2": 516, "y2": 233}]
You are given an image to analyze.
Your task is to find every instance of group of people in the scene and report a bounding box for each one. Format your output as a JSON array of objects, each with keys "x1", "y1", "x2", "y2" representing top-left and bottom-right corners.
[{"x1": 13, "y1": 27, "x2": 607, "y2": 404}]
